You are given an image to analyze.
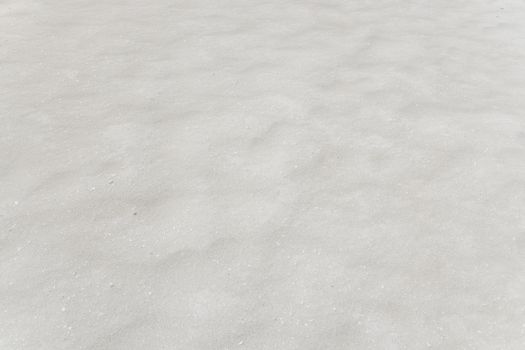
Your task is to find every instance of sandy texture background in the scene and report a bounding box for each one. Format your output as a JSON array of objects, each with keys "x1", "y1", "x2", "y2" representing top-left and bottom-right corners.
[{"x1": 2, "y1": 0, "x2": 525, "y2": 349}]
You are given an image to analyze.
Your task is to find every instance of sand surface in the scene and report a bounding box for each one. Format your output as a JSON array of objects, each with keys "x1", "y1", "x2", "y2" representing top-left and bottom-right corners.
[{"x1": 2, "y1": 0, "x2": 525, "y2": 349}]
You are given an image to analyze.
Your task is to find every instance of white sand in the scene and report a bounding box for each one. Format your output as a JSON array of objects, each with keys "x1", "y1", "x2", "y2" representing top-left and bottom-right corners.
[{"x1": 2, "y1": 0, "x2": 525, "y2": 349}]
